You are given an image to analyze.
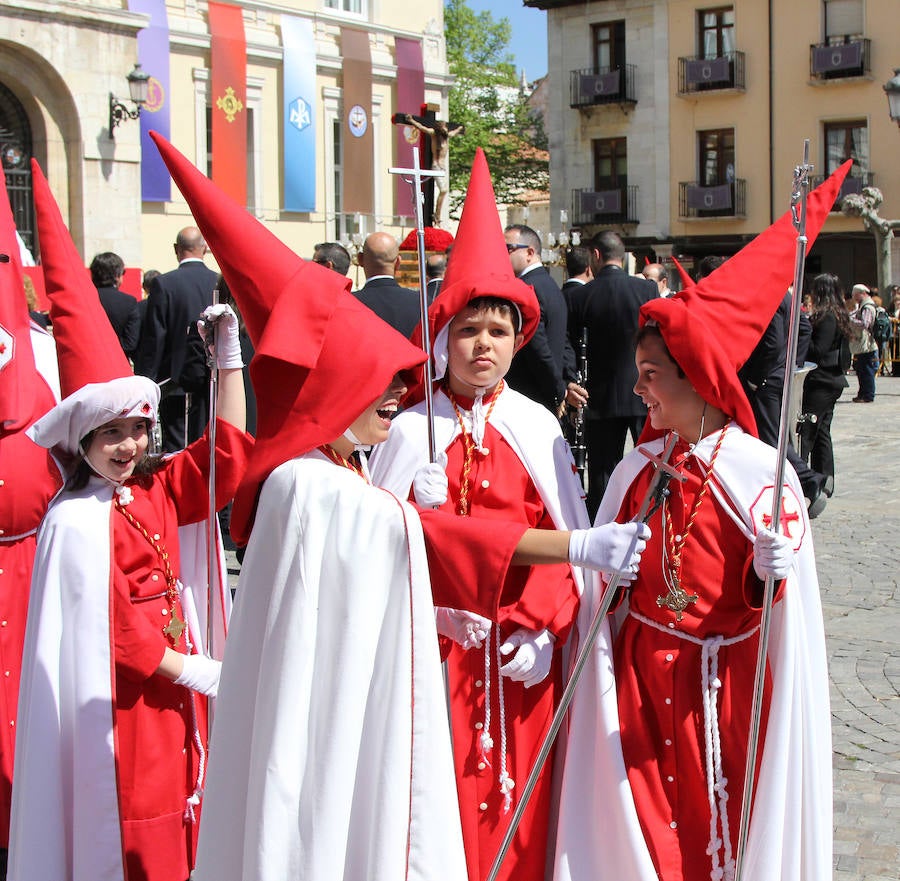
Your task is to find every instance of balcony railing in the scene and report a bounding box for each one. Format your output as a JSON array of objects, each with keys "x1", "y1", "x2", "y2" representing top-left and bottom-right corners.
[
  {"x1": 677, "y1": 51, "x2": 745, "y2": 94},
  {"x1": 571, "y1": 186, "x2": 639, "y2": 226},
  {"x1": 809, "y1": 171, "x2": 874, "y2": 210},
  {"x1": 809, "y1": 38, "x2": 870, "y2": 80},
  {"x1": 678, "y1": 180, "x2": 746, "y2": 219},
  {"x1": 569, "y1": 65, "x2": 637, "y2": 108}
]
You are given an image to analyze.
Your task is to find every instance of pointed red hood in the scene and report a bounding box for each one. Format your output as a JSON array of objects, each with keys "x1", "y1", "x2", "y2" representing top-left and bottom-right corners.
[
  {"x1": 150, "y1": 132, "x2": 427, "y2": 544},
  {"x1": 0, "y1": 163, "x2": 56, "y2": 435},
  {"x1": 638, "y1": 160, "x2": 852, "y2": 442}
]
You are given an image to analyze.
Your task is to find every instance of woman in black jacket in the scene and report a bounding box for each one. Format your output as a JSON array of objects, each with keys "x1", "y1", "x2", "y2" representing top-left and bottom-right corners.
[{"x1": 800, "y1": 273, "x2": 851, "y2": 490}]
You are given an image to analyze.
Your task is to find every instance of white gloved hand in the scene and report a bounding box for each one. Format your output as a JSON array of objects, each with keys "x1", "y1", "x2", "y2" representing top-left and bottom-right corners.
[
  {"x1": 753, "y1": 527, "x2": 794, "y2": 581},
  {"x1": 197, "y1": 303, "x2": 243, "y2": 370},
  {"x1": 568, "y1": 521, "x2": 651, "y2": 582},
  {"x1": 174, "y1": 653, "x2": 222, "y2": 697},
  {"x1": 435, "y1": 607, "x2": 492, "y2": 650},
  {"x1": 412, "y1": 452, "x2": 449, "y2": 507},
  {"x1": 499, "y1": 627, "x2": 555, "y2": 688}
]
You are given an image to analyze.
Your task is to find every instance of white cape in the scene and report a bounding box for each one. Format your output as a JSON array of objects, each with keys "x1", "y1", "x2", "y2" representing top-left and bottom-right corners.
[
  {"x1": 194, "y1": 451, "x2": 468, "y2": 881},
  {"x1": 9, "y1": 480, "x2": 230, "y2": 881},
  {"x1": 553, "y1": 426, "x2": 832, "y2": 881}
]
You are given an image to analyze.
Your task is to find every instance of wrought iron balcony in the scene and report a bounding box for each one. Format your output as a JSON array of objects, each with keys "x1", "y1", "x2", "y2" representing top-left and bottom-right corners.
[
  {"x1": 677, "y1": 51, "x2": 745, "y2": 94},
  {"x1": 809, "y1": 171, "x2": 874, "y2": 210},
  {"x1": 809, "y1": 38, "x2": 870, "y2": 80},
  {"x1": 569, "y1": 65, "x2": 637, "y2": 108},
  {"x1": 571, "y1": 185, "x2": 639, "y2": 226},
  {"x1": 678, "y1": 180, "x2": 746, "y2": 219}
]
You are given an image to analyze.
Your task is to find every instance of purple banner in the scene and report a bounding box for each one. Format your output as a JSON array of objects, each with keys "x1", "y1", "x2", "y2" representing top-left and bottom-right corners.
[
  {"x1": 129, "y1": 0, "x2": 171, "y2": 202},
  {"x1": 394, "y1": 38, "x2": 424, "y2": 221}
]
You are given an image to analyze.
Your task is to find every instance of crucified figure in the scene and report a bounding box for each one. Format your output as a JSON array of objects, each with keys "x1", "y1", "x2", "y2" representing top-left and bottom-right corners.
[{"x1": 404, "y1": 114, "x2": 465, "y2": 227}]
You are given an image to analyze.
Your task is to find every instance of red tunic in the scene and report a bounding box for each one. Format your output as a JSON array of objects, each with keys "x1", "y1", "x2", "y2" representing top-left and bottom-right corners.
[
  {"x1": 0, "y1": 433, "x2": 62, "y2": 846},
  {"x1": 613, "y1": 440, "x2": 780, "y2": 881},
  {"x1": 438, "y1": 414, "x2": 579, "y2": 881},
  {"x1": 110, "y1": 421, "x2": 251, "y2": 881}
]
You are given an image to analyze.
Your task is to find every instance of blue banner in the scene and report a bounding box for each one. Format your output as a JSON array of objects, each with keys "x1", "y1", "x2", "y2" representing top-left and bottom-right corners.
[
  {"x1": 282, "y1": 15, "x2": 316, "y2": 213},
  {"x1": 129, "y1": 0, "x2": 171, "y2": 202}
]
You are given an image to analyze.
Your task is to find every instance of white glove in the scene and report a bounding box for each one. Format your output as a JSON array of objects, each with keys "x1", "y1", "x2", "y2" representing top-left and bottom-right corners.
[
  {"x1": 499, "y1": 627, "x2": 555, "y2": 688},
  {"x1": 435, "y1": 608, "x2": 492, "y2": 650},
  {"x1": 569, "y1": 521, "x2": 650, "y2": 581},
  {"x1": 412, "y1": 453, "x2": 449, "y2": 507},
  {"x1": 197, "y1": 303, "x2": 243, "y2": 370},
  {"x1": 174, "y1": 653, "x2": 222, "y2": 697},
  {"x1": 753, "y1": 527, "x2": 794, "y2": 581}
]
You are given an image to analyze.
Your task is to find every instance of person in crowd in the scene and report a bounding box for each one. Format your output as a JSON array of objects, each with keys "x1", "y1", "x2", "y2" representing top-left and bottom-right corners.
[
  {"x1": 561, "y1": 245, "x2": 593, "y2": 302},
  {"x1": 354, "y1": 230, "x2": 420, "y2": 335},
  {"x1": 567, "y1": 230, "x2": 658, "y2": 518},
  {"x1": 90, "y1": 251, "x2": 141, "y2": 360},
  {"x1": 135, "y1": 226, "x2": 219, "y2": 450},
  {"x1": 503, "y1": 223, "x2": 570, "y2": 414},
  {"x1": 9, "y1": 159, "x2": 251, "y2": 881},
  {"x1": 887, "y1": 284, "x2": 900, "y2": 376},
  {"x1": 371, "y1": 149, "x2": 616, "y2": 881},
  {"x1": 552, "y1": 162, "x2": 848, "y2": 881},
  {"x1": 425, "y1": 251, "x2": 446, "y2": 303},
  {"x1": 150, "y1": 131, "x2": 647, "y2": 881},
  {"x1": 848, "y1": 283, "x2": 878, "y2": 403},
  {"x1": 641, "y1": 262, "x2": 672, "y2": 297},
  {"x1": 311, "y1": 241, "x2": 351, "y2": 277},
  {"x1": 799, "y1": 273, "x2": 851, "y2": 489}
]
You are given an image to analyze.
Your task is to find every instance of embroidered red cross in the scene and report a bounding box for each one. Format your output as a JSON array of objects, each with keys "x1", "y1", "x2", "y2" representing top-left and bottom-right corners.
[{"x1": 762, "y1": 496, "x2": 801, "y2": 539}]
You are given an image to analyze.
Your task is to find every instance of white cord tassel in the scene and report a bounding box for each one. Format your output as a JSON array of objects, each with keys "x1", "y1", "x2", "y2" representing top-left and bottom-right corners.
[
  {"x1": 479, "y1": 639, "x2": 494, "y2": 763},
  {"x1": 494, "y1": 629, "x2": 514, "y2": 813}
]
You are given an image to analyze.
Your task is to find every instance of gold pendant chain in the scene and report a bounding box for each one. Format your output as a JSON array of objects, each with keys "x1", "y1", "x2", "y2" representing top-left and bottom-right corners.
[
  {"x1": 318, "y1": 444, "x2": 369, "y2": 482},
  {"x1": 114, "y1": 492, "x2": 187, "y2": 647},
  {"x1": 446, "y1": 382, "x2": 502, "y2": 517},
  {"x1": 657, "y1": 423, "x2": 730, "y2": 621}
]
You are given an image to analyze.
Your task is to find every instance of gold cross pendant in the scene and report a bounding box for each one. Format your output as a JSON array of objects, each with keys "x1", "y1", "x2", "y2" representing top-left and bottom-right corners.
[
  {"x1": 656, "y1": 577, "x2": 699, "y2": 622},
  {"x1": 163, "y1": 610, "x2": 186, "y2": 647}
]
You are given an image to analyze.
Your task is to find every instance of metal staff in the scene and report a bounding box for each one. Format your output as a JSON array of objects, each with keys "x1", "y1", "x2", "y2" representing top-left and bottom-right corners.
[
  {"x1": 388, "y1": 152, "x2": 444, "y2": 462},
  {"x1": 486, "y1": 433, "x2": 685, "y2": 881},
  {"x1": 733, "y1": 139, "x2": 812, "y2": 881},
  {"x1": 202, "y1": 286, "x2": 221, "y2": 659}
]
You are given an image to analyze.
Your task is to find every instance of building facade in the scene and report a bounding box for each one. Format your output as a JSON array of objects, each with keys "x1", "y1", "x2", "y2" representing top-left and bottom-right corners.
[
  {"x1": 528, "y1": 0, "x2": 900, "y2": 288},
  {"x1": 0, "y1": 0, "x2": 451, "y2": 285}
]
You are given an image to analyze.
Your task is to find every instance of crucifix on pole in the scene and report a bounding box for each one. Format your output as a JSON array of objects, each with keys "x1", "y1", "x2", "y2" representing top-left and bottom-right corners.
[
  {"x1": 389, "y1": 150, "x2": 444, "y2": 462},
  {"x1": 391, "y1": 109, "x2": 465, "y2": 228}
]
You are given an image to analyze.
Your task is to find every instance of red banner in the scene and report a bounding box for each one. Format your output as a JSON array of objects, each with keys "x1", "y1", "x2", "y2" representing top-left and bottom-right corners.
[
  {"x1": 209, "y1": 1, "x2": 247, "y2": 206},
  {"x1": 341, "y1": 28, "x2": 373, "y2": 215},
  {"x1": 394, "y1": 38, "x2": 424, "y2": 219}
]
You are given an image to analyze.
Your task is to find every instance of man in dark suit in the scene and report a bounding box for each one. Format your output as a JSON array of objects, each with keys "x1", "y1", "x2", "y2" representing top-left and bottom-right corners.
[
  {"x1": 503, "y1": 224, "x2": 574, "y2": 413},
  {"x1": 312, "y1": 241, "x2": 352, "y2": 277},
  {"x1": 567, "y1": 230, "x2": 659, "y2": 518},
  {"x1": 135, "y1": 226, "x2": 219, "y2": 451},
  {"x1": 425, "y1": 252, "x2": 446, "y2": 305},
  {"x1": 353, "y1": 231, "x2": 420, "y2": 337},
  {"x1": 90, "y1": 251, "x2": 141, "y2": 360},
  {"x1": 561, "y1": 244, "x2": 593, "y2": 306}
]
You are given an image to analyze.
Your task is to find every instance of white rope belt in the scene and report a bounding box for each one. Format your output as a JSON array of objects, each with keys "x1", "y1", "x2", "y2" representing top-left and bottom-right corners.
[{"x1": 629, "y1": 610, "x2": 760, "y2": 881}]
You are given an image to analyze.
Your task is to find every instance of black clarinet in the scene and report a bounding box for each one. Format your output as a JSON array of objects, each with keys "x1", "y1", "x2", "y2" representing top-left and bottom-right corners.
[{"x1": 571, "y1": 327, "x2": 588, "y2": 485}]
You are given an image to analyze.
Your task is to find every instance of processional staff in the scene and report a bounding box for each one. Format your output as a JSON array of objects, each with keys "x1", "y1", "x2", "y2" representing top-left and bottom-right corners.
[
  {"x1": 733, "y1": 139, "x2": 813, "y2": 881},
  {"x1": 389, "y1": 150, "x2": 445, "y2": 462}
]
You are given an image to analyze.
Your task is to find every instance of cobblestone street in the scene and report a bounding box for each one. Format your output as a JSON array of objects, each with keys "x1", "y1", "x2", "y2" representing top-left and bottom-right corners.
[{"x1": 818, "y1": 376, "x2": 900, "y2": 881}]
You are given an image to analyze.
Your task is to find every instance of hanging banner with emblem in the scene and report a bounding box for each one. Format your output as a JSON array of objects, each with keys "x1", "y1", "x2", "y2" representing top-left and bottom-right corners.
[
  {"x1": 128, "y1": 0, "x2": 171, "y2": 202},
  {"x1": 340, "y1": 28, "x2": 373, "y2": 216},
  {"x1": 209, "y1": 1, "x2": 247, "y2": 206},
  {"x1": 394, "y1": 38, "x2": 424, "y2": 221},
  {"x1": 282, "y1": 15, "x2": 316, "y2": 213}
]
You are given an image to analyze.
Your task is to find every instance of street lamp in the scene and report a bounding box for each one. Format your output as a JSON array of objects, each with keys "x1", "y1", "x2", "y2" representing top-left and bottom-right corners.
[
  {"x1": 109, "y1": 64, "x2": 150, "y2": 138},
  {"x1": 884, "y1": 68, "x2": 900, "y2": 127}
]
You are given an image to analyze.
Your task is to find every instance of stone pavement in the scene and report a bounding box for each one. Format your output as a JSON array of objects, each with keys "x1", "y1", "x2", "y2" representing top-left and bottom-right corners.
[
  {"x1": 224, "y1": 376, "x2": 900, "y2": 880},
  {"x1": 818, "y1": 376, "x2": 900, "y2": 881}
]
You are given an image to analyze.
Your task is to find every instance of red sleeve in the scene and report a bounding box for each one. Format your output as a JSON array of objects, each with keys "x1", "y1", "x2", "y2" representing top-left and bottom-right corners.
[
  {"x1": 111, "y1": 565, "x2": 166, "y2": 683},
  {"x1": 160, "y1": 419, "x2": 254, "y2": 525},
  {"x1": 419, "y1": 509, "x2": 526, "y2": 620}
]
